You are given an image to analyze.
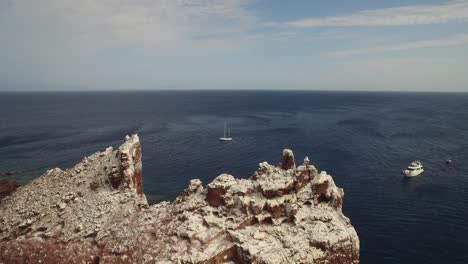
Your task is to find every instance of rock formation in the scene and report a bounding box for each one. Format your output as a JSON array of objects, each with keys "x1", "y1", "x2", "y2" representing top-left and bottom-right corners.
[
  {"x1": 0, "y1": 135, "x2": 359, "y2": 264},
  {"x1": 0, "y1": 180, "x2": 20, "y2": 200},
  {"x1": 3, "y1": 171, "x2": 17, "y2": 176}
]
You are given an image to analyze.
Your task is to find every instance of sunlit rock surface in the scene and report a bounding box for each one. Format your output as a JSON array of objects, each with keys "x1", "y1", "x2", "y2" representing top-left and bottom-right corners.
[{"x1": 0, "y1": 135, "x2": 359, "y2": 263}]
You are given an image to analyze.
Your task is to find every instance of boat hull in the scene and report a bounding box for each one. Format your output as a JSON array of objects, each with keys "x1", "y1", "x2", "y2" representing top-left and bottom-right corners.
[
  {"x1": 403, "y1": 168, "x2": 424, "y2": 177},
  {"x1": 219, "y1": 137, "x2": 232, "y2": 141}
]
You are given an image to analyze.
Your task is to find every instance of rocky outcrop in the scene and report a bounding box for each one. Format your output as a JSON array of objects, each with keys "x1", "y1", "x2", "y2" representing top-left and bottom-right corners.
[
  {"x1": 3, "y1": 171, "x2": 17, "y2": 176},
  {"x1": 0, "y1": 180, "x2": 20, "y2": 200},
  {"x1": 0, "y1": 135, "x2": 359, "y2": 263}
]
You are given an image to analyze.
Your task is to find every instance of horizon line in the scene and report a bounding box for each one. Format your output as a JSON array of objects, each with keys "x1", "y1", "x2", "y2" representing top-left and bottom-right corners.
[{"x1": 0, "y1": 89, "x2": 467, "y2": 94}]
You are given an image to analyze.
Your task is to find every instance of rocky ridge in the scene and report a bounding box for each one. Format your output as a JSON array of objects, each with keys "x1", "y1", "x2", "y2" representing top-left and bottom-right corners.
[{"x1": 0, "y1": 135, "x2": 359, "y2": 263}]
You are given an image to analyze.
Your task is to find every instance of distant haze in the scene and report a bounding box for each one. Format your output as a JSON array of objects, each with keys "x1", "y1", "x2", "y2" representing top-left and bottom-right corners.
[{"x1": 1, "y1": 0, "x2": 468, "y2": 92}]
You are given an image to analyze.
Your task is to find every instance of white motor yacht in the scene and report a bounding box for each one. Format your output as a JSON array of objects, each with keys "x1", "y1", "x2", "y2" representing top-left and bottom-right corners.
[{"x1": 403, "y1": 161, "x2": 424, "y2": 177}]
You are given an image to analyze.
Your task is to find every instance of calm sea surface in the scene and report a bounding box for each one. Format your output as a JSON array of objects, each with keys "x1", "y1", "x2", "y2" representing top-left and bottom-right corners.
[{"x1": 1, "y1": 91, "x2": 468, "y2": 263}]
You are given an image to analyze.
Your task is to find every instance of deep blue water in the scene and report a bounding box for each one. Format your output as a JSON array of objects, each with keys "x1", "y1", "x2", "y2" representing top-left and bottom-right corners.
[{"x1": 1, "y1": 91, "x2": 468, "y2": 263}]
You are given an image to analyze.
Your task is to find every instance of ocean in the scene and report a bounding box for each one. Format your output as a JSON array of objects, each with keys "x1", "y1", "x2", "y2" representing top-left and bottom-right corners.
[{"x1": 1, "y1": 90, "x2": 468, "y2": 263}]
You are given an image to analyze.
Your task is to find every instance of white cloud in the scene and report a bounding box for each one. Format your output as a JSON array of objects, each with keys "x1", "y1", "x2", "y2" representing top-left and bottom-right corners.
[
  {"x1": 286, "y1": 0, "x2": 468, "y2": 27},
  {"x1": 0, "y1": 0, "x2": 259, "y2": 89},
  {"x1": 0, "y1": 0, "x2": 255, "y2": 54},
  {"x1": 327, "y1": 34, "x2": 468, "y2": 57}
]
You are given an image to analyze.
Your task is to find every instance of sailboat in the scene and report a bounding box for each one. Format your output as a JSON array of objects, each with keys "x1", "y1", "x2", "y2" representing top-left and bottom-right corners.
[{"x1": 219, "y1": 122, "x2": 233, "y2": 141}]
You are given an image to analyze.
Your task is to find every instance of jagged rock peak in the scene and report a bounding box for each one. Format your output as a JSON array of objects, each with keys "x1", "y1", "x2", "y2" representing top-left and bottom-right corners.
[
  {"x1": 0, "y1": 135, "x2": 359, "y2": 264},
  {"x1": 116, "y1": 134, "x2": 144, "y2": 196},
  {"x1": 280, "y1": 148, "x2": 296, "y2": 170}
]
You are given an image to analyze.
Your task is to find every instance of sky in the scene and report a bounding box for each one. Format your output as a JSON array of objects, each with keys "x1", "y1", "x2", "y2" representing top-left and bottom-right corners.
[{"x1": 1, "y1": 0, "x2": 468, "y2": 91}]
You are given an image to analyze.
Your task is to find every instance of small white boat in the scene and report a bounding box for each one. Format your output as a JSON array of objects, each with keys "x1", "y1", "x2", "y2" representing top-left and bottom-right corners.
[
  {"x1": 403, "y1": 161, "x2": 424, "y2": 177},
  {"x1": 219, "y1": 122, "x2": 232, "y2": 141}
]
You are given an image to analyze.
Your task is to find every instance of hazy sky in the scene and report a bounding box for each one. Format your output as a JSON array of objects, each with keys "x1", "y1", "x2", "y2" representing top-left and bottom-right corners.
[{"x1": 1, "y1": 0, "x2": 468, "y2": 91}]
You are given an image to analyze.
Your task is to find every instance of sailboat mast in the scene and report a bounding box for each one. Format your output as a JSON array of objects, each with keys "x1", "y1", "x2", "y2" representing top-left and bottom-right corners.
[
  {"x1": 228, "y1": 128, "x2": 230, "y2": 137},
  {"x1": 224, "y1": 122, "x2": 226, "y2": 138}
]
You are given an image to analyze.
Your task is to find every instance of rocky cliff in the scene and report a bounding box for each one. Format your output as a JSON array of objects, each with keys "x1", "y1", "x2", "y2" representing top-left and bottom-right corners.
[{"x1": 0, "y1": 135, "x2": 359, "y2": 264}]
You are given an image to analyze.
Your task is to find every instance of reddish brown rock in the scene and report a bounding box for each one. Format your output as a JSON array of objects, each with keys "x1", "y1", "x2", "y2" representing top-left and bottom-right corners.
[
  {"x1": 0, "y1": 180, "x2": 20, "y2": 200},
  {"x1": 295, "y1": 166, "x2": 316, "y2": 191},
  {"x1": 280, "y1": 149, "x2": 296, "y2": 170},
  {"x1": 207, "y1": 185, "x2": 227, "y2": 207},
  {"x1": 4, "y1": 171, "x2": 17, "y2": 176},
  {"x1": 314, "y1": 180, "x2": 329, "y2": 203},
  {"x1": 265, "y1": 202, "x2": 284, "y2": 219}
]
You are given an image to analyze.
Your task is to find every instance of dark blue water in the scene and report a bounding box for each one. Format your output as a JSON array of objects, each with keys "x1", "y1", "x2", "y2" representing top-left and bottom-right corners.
[{"x1": 1, "y1": 91, "x2": 467, "y2": 263}]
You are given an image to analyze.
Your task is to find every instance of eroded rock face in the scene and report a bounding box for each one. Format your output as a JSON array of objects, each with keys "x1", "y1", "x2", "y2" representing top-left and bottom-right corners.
[{"x1": 0, "y1": 135, "x2": 359, "y2": 264}]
